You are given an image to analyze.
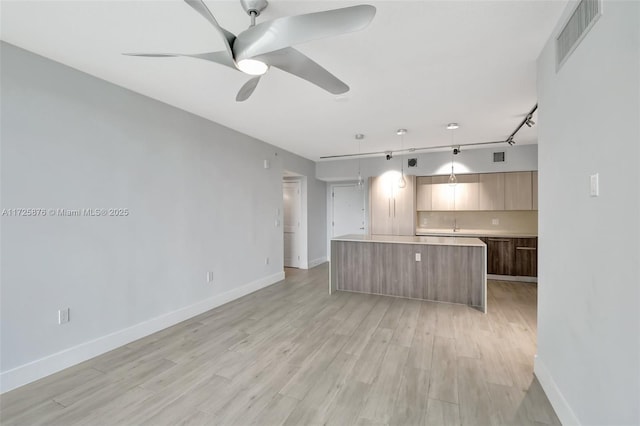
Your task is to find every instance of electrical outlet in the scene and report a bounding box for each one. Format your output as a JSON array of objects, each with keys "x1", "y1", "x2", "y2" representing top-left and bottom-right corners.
[
  {"x1": 58, "y1": 308, "x2": 70, "y2": 324},
  {"x1": 206, "y1": 272, "x2": 214, "y2": 283},
  {"x1": 415, "y1": 253, "x2": 421, "y2": 262},
  {"x1": 492, "y1": 218, "x2": 499, "y2": 225}
]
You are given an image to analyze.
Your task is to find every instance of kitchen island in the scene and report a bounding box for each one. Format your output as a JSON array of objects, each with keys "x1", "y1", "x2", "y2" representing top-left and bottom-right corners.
[{"x1": 330, "y1": 234, "x2": 487, "y2": 312}]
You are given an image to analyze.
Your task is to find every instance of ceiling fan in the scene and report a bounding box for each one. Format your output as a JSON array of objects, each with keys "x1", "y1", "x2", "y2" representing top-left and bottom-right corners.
[{"x1": 125, "y1": 0, "x2": 376, "y2": 102}]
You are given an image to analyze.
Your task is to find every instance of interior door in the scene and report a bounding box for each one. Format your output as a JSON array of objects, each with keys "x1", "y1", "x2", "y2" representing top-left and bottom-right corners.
[
  {"x1": 283, "y1": 181, "x2": 301, "y2": 268},
  {"x1": 332, "y1": 185, "x2": 365, "y2": 237}
]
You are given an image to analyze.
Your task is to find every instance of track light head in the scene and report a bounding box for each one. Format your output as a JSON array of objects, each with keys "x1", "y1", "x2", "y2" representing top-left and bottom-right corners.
[
  {"x1": 453, "y1": 147, "x2": 461, "y2": 155},
  {"x1": 385, "y1": 151, "x2": 393, "y2": 160},
  {"x1": 507, "y1": 137, "x2": 515, "y2": 146},
  {"x1": 525, "y1": 115, "x2": 535, "y2": 127}
]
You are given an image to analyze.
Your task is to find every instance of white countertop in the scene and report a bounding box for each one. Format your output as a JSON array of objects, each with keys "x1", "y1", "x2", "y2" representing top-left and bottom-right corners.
[
  {"x1": 332, "y1": 234, "x2": 486, "y2": 247},
  {"x1": 415, "y1": 228, "x2": 538, "y2": 238}
]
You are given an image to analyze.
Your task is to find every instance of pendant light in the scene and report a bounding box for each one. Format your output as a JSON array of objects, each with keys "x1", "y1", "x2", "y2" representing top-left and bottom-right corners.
[
  {"x1": 397, "y1": 129, "x2": 407, "y2": 188},
  {"x1": 355, "y1": 134, "x2": 364, "y2": 190},
  {"x1": 447, "y1": 123, "x2": 458, "y2": 186}
]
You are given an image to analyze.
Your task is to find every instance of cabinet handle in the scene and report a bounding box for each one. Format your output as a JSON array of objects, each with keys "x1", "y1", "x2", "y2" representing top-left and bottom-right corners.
[
  {"x1": 393, "y1": 199, "x2": 396, "y2": 217},
  {"x1": 388, "y1": 199, "x2": 391, "y2": 217},
  {"x1": 516, "y1": 247, "x2": 537, "y2": 250},
  {"x1": 488, "y1": 238, "x2": 511, "y2": 242}
]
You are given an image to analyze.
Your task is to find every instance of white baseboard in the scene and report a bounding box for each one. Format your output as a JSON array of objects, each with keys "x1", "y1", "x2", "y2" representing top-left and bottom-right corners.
[
  {"x1": 0, "y1": 271, "x2": 285, "y2": 394},
  {"x1": 534, "y1": 355, "x2": 581, "y2": 425},
  {"x1": 308, "y1": 257, "x2": 328, "y2": 269}
]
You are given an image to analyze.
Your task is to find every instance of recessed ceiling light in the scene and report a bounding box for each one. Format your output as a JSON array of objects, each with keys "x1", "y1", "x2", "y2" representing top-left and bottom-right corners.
[
  {"x1": 237, "y1": 59, "x2": 268, "y2": 76},
  {"x1": 446, "y1": 123, "x2": 460, "y2": 130},
  {"x1": 396, "y1": 129, "x2": 407, "y2": 135},
  {"x1": 355, "y1": 133, "x2": 365, "y2": 140}
]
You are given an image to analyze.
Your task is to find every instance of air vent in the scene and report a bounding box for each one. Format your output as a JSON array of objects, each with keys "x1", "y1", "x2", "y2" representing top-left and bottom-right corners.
[
  {"x1": 493, "y1": 152, "x2": 505, "y2": 163},
  {"x1": 556, "y1": 0, "x2": 602, "y2": 70},
  {"x1": 408, "y1": 158, "x2": 418, "y2": 168}
]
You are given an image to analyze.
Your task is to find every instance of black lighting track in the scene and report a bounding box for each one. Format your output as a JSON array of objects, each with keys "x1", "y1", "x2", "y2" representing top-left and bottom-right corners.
[{"x1": 319, "y1": 104, "x2": 538, "y2": 160}]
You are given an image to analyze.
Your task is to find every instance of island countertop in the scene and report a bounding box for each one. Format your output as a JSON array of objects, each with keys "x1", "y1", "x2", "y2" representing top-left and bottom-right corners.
[{"x1": 332, "y1": 234, "x2": 486, "y2": 247}]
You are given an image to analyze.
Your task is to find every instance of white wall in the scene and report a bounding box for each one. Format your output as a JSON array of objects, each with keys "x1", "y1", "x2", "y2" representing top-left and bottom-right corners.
[
  {"x1": 0, "y1": 43, "x2": 326, "y2": 391},
  {"x1": 535, "y1": 2, "x2": 640, "y2": 425},
  {"x1": 316, "y1": 144, "x2": 538, "y2": 182}
]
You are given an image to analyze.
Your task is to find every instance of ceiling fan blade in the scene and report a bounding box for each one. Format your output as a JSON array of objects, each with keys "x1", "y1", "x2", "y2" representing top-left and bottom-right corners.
[
  {"x1": 184, "y1": 0, "x2": 237, "y2": 61},
  {"x1": 233, "y1": 5, "x2": 376, "y2": 60},
  {"x1": 258, "y1": 48, "x2": 349, "y2": 95},
  {"x1": 236, "y1": 76, "x2": 261, "y2": 102},
  {"x1": 123, "y1": 51, "x2": 236, "y2": 70}
]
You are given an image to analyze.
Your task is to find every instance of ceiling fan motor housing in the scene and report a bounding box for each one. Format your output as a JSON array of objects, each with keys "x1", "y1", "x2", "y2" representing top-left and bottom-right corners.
[{"x1": 241, "y1": 0, "x2": 268, "y2": 16}]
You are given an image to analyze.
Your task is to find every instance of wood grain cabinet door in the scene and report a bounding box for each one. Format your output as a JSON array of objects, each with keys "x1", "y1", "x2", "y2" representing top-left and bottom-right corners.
[
  {"x1": 369, "y1": 176, "x2": 393, "y2": 235},
  {"x1": 479, "y1": 173, "x2": 505, "y2": 210},
  {"x1": 504, "y1": 172, "x2": 533, "y2": 210},
  {"x1": 393, "y1": 175, "x2": 416, "y2": 236},
  {"x1": 416, "y1": 176, "x2": 432, "y2": 211},
  {"x1": 486, "y1": 238, "x2": 514, "y2": 275},
  {"x1": 514, "y1": 238, "x2": 537, "y2": 277},
  {"x1": 431, "y1": 175, "x2": 455, "y2": 211},
  {"x1": 454, "y1": 174, "x2": 479, "y2": 211}
]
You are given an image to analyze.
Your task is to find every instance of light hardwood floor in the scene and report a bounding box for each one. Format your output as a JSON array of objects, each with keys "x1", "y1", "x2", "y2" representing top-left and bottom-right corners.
[{"x1": 1, "y1": 264, "x2": 559, "y2": 425}]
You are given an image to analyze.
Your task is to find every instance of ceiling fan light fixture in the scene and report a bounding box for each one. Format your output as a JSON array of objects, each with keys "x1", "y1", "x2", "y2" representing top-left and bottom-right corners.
[{"x1": 237, "y1": 59, "x2": 269, "y2": 75}]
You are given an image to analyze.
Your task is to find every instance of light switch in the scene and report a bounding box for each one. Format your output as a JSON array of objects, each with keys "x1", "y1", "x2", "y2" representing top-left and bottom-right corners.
[
  {"x1": 415, "y1": 253, "x2": 421, "y2": 262},
  {"x1": 590, "y1": 173, "x2": 599, "y2": 197},
  {"x1": 492, "y1": 218, "x2": 499, "y2": 225},
  {"x1": 264, "y1": 160, "x2": 270, "y2": 169}
]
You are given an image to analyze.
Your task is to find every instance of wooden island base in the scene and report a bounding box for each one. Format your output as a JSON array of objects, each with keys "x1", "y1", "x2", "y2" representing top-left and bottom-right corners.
[{"x1": 330, "y1": 235, "x2": 487, "y2": 312}]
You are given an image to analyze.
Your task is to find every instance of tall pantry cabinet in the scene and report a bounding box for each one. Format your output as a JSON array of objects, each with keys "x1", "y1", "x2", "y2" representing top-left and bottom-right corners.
[{"x1": 369, "y1": 175, "x2": 415, "y2": 235}]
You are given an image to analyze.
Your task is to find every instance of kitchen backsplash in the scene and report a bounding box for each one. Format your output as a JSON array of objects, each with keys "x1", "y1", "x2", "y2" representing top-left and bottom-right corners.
[{"x1": 417, "y1": 211, "x2": 538, "y2": 234}]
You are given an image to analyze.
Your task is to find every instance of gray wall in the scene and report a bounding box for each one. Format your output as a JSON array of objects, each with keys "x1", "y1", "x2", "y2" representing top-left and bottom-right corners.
[
  {"x1": 0, "y1": 43, "x2": 326, "y2": 387},
  {"x1": 536, "y1": 2, "x2": 639, "y2": 424},
  {"x1": 316, "y1": 144, "x2": 538, "y2": 182}
]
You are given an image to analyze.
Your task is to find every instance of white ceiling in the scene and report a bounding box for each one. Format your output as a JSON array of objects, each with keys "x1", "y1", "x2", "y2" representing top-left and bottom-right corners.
[{"x1": 1, "y1": 0, "x2": 566, "y2": 161}]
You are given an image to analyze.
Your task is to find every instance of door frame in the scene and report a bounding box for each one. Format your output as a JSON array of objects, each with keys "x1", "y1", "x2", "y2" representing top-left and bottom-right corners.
[
  {"x1": 283, "y1": 175, "x2": 308, "y2": 269},
  {"x1": 327, "y1": 181, "x2": 369, "y2": 258}
]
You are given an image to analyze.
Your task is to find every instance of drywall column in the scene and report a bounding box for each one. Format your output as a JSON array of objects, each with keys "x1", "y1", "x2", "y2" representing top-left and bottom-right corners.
[{"x1": 536, "y1": 2, "x2": 640, "y2": 424}]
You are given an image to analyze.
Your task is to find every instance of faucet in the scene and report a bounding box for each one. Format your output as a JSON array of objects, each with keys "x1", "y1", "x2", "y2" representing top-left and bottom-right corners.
[{"x1": 453, "y1": 218, "x2": 459, "y2": 232}]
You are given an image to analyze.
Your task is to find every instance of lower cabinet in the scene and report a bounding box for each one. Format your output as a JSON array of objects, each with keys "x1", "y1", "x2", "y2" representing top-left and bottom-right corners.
[
  {"x1": 482, "y1": 237, "x2": 537, "y2": 277},
  {"x1": 514, "y1": 238, "x2": 537, "y2": 277},
  {"x1": 486, "y1": 238, "x2": 514, "y2": 275}
]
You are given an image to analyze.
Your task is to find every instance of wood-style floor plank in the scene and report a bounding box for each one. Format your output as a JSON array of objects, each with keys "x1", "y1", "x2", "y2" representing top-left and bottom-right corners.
[{"x1": 0, "y1": 269, "x2": 559, "y2": 426}]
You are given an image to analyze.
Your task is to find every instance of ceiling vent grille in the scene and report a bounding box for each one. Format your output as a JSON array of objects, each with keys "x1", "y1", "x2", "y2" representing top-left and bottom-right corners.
[
  {"x1": 556, "y1": 0, "x2": 602, "y2": 70},
  {"x1": 493, "y1": 152, "x2": 505, "y2": 163}
]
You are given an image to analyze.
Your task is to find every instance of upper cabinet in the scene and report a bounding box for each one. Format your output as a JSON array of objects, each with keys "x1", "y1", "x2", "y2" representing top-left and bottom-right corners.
[
  {"x1": 415, "y1": 171, "x2": 538, "y2": 212},
  {"x1": 431, "y1": 176, "x2": 455, "y2": 211},
  {"x1": 454, "y1": 174, "x2": 479, "y2": 211},
  {"x1": 479, "y1": 173, "x2": 505, "y2": 210},
  {"x1": 370, "y1": 175, "x2": 415, "y2": 236},
  {"x1": 416, "y1": 176, "x2": 432, "y2": 211},
  {"x1": 427, "y1": 174, "x2": 480, "y2": 211},
  {"x1": 504, "y1": 172, "x2": 533, "y2": 210}
]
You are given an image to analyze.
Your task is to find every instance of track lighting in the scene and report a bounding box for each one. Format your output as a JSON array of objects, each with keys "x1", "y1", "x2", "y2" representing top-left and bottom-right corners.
[
  {"x1": 507, "y1": 137, "x2": 515, "y2": 146},
  {"x1": 385, "y1": 151, "x2": 393, "y2": 160},
  {"x1": 525, "y1": 115, "x2": 535, "y2": 127}
]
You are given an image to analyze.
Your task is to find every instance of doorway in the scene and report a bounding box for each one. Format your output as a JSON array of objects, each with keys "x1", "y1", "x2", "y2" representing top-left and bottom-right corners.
[
  {"x1": 283, "y1": 180, "x2": 302, "y2": 268},
  {"x1": 331, "y1": 184, "x2": 365, "y2": 237}
]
